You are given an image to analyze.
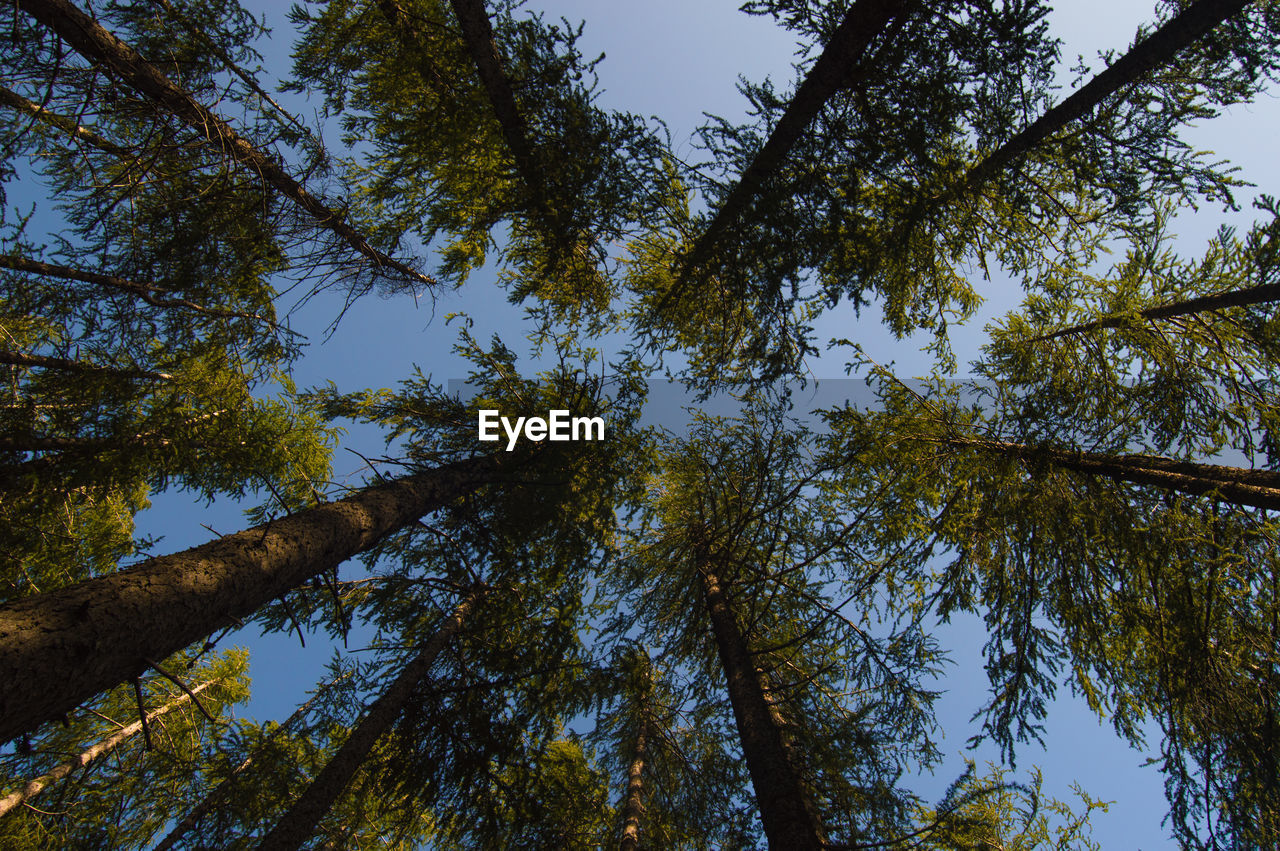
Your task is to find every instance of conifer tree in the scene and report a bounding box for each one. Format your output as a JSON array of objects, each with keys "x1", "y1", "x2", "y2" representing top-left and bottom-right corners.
[
  {"x1": 3, "y1": 1, "x2": 1279, "y2": 847},
  {"x1": 0, "y1": 649, "x2": 250, "y2": 849}
]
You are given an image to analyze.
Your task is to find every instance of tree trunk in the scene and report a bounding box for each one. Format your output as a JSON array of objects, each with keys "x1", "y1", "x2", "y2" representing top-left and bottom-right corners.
[
  {"x1": 952, "y1": 437, "x2": 1280, "y2": 510},
  {"x1": 618, "y1": 713, "x2": 647, "y2": 851},
  {"x1": 697, "y1": 560, "x2": 825, "y2": 850},
  {"x1": 445, "y1": 0, "x2": 556, "y2": 227},
  {"x1": 1027, "y1": 280, "x2": 1280, "y2": 342},
  {"x1": 0, "y1": 350, "x2": 171, "y2": 381},
  {"x1": 16, "y1": 0, "x2": 436, "y2": 291},
  {"x1": 0, "y1": 454, "x2": 502, "y2": 743},
  {"x1": 256, "y1": 591, "x2": 480, "y2": 850},
  {"x1": 153, "y1": 671, "x2": 353, "y2": 851},
  {"x1": 0, "y1": 678, "x2": 216, "y2": 818},
  {"x1": 943, "y1": 0, "x2": 1250, "y2": 208},
  {"x1": 670, "y1": 0, "x2": 909, "y2": 297},
  {"x1": 0, "y1": 253, "x2": 271, "y2": 324}
]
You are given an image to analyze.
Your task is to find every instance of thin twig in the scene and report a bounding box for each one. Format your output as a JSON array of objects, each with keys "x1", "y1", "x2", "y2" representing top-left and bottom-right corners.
[
  {"x1": 132, "y1": 679, "x2": 152, "y2": 752},
  {"x1": 278, "y1": 594, "x2": 307, "y2": 648},
  {"x1": 144, "y1": 658, "x2": 217, "y2": 724}
]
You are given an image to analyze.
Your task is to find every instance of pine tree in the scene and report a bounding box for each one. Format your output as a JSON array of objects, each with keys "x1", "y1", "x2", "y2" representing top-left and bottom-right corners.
[
  {"x1": 0, "y1": 649, "x2": 250, "y2": 849},
  {"x1": 4, "y1": 0, "x2": 1280, "y2": 847},
  {"x1": 0, "y1": 453, "x2": 505, "y2": 742}
]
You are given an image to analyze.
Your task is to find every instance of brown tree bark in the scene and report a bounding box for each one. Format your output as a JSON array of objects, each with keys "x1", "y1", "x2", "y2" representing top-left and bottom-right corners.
[
  {"x1": 255, "y1": 591, "x2": 480, "y2": 850},
  {"x1": 618, "y1": 711, "x2": 648, "y2": 851},
  {"x1": 0, "y1": 454, "x2": 502, "y2": 743},
  {"x1": 697, "y1": 558, "x2": 825, "y2": 850},
  {"x1": 951, "y1": 437, "x2": 1280, "y2": 510},
  {"x1": 0, "y1": 678, "x2": 216, "y2": 818},
  {"x1": 1026, "y1": 280, "x2": 1280, "y2": 342},
  {"x1": 16, "y1": 0, "x2": 436, "y2": 291}
]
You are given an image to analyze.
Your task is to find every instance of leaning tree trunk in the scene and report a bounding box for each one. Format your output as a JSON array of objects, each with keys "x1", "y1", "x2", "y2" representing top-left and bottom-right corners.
[
  {"x1": 255, "y1": 592, "x2": 480, "y2": 850},
  {"x1": 950, "y1": 437, "x2": 1280, "y2": 511},
  {"x1": 0, "y1": 454, "x2": 503, "y2": 743},
  {"x1": 445, "y1": 0, "x2": 560, "y2": 228},
  {"x1": 1027, "y1": 279, "x2": 1280, "y2": 342},
  {"x1": 696, "y1": 559, "x2": 825, "y2": 850},
  {"x1": 939, "y1": 0, "x2": 1250, "y2": 209},
  {"x1": 0, "y1": 678, "x2": 217, "y2": 818},
  {"x1": 663, "y1": 0, "x2": 909, "y2": 308},
  {"x1": 16, "y1": 0, "x2": 436, "y2": 290},
  {"x1": 0, "y1": 254, "x2": 273, "y2": 324},
  {"x1": 152, "y1": 670, "x2": 353, "y2": 851},
  {"x1": 618, "y1": 709, "x2": 648, "y2": 851},
  {"x1": 0, "y1": 350, "x2": 170, "y2": 381}
]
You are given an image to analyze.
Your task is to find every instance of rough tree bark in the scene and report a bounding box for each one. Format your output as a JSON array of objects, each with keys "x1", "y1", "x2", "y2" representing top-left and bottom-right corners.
[
  {"x1": 618, "y1": 705, "x2": 648, "y2": 851},
  {"x1": 696, "y1": 557, "x2": 825, "y2": 850},
  {"x1": 0, "y1": 454, "x2": 502, "y2": 743},
  {"x1": 16, "y1": 0, "x2": 437, "y2": 290},
  {"x1": 0, "y1": 678, "x2": 217, "y2": 818},
  {"x1": 255, "y1": 591, "x2": 480, "y2": 850}
]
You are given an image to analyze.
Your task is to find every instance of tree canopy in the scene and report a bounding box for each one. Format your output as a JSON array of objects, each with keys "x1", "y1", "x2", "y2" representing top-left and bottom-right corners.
[{"x1": 2, "y1": 0, "x2": 1278, "y2": 847}]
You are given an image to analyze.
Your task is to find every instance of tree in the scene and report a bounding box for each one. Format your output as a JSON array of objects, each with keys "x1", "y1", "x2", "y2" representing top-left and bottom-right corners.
[
  {"x1": 620, "y1": 406, "x2": 953, "y2": 847},
  {"x1": 4, "y1": 0, "x2": 1279, "y2": 847},
  {"x1": 288, "y1": 0, "x2": 669, "y2": 315},
  {"x1": 0, "y1": 649, "x2": 250, "y2": 849},
  {"x1": 17, "y1": 0, "x2": 436, "y2": 292},
  {"x1": 1, "y1": 0, "x2": 337, "y2": 608},
  {"x1": 258, "y1": 589, "x2": 480, "y2": 850},
  {"x1": 0, "y1": 452, "x2": 506, "y2": 742},
  {"x1": 822, "y1": 337, "x2": 1280, "y2": 843},
  {"x1": 152, "y1": 666, "x2": 356, "y2": 851}
]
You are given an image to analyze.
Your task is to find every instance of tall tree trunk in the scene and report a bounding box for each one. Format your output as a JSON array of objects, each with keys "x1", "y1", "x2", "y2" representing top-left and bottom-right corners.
[
  {"x1": 939, "y1": 0, "x2": 1250, "y2": 210},
  {"x1": 618, "y1": 711, "x2": 648, "y2": 851},
  {"x1": 696, "y1": 559, "x2": 825, "y2": 850},
  {"x1": 16, "y1": 0, "x2": 436, "y2": 291},
  {"x1": 256, "y1": 591, "x2": 480, "y2": 850},
  {"x1": 0, "y1": 454, "x2": 502, "y2": 743},
  {"x1": 0, "y1": 678, "x2": 216, "y2": 818},
  {"x1": 950, "y1": 437, "x2": 1280, "y2": 510},
  {"x1": 444, "y1": 0, "x2": 558, "y2": 231},
  {"x1": 1026, "y1": 280, "x2": 1280, "y2": 342},
  {"x1": 667, "y1": 0, "x2": 909, "y2": 304},
  {"x1": 0, "y1": 254, "x2": 272, "y2": 324},
  {"x1": 153, "y1": 671, "x2": 354, "y2": 851}
]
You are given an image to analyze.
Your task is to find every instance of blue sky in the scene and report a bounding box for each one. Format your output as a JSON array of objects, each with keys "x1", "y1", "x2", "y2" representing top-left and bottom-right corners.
[{"x1": 113, "y1": 0, "x2": 1280, "y2": 845}]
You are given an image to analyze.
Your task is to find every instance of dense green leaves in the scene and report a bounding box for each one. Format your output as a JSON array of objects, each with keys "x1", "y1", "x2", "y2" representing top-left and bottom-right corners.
[{"x1": 3, "y1": 0, "x2": 1278, "y2": 847}]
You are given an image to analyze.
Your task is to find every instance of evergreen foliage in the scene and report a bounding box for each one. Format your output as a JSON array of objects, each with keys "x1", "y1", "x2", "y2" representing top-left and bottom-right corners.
[{"x1": 1, "y1": 0, "x2": 1277, "y2": 847}]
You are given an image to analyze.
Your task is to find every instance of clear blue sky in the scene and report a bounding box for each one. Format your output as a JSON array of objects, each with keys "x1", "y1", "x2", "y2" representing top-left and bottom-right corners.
[{"x1": 120, "y1": 1, "x2": 1279, "y2": 846}]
